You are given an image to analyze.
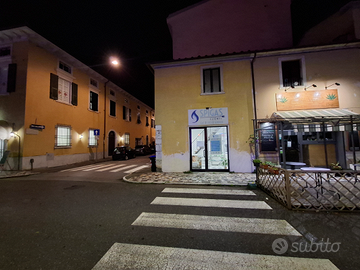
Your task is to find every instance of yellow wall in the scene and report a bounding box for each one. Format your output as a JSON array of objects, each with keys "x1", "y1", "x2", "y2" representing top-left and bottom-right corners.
[
  {"x1": 6, "y1": 41, "x2": 155, "y2": 169},
  {"x1": 154, "y1": 60, "x2": 254, "y2": 172}
]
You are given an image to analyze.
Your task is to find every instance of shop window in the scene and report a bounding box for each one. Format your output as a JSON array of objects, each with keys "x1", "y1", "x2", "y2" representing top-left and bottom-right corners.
[
  {"x1": 55, "y1": 125, "x2": 71, "y2": 148},
  {"x1": 279, "y1": 56, "x2": 305, "y2": 88},
  {"x1": 89, "y1": 91, "x2": 98, "y2": 111},
  {"x1": 110, "y1": 100, "x2": 116, "y2": 117},
  {"x1": 201, "y1": 66, "x2": 223, "y2": 93},
  {"x1": 50, "y1": 73, "x2": 78, "y2": 106},
  {"x1": 88, "y1": 129, "x2": 97, "y2": 147},
  {"x1": 349, "y1": 131, "x2": 360, "y2": 150}
]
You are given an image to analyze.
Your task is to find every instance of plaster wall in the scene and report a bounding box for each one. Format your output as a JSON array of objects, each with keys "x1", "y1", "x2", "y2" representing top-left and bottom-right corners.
[{"x1": 168, "y1": 0, "x2": 292, "y2": 59}]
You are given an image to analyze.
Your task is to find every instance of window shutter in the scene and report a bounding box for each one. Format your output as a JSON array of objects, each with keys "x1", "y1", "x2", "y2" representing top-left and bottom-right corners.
[
  {"x1": 129, "y1": 109, "x2": 132, "y2": 121},
  {"x1": 71, "y1": 83, "x2": 78, "y2": 106},
  {"x1": 50, "y1": 73, "x2": 58, "y2": 100},
  {"x1": 7, "y1": 63, "x2": 17, "y2": 93}
]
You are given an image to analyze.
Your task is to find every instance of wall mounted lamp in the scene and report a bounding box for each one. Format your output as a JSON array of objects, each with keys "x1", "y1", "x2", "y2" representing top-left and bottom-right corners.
[
  {"x1": 284, "y1": 85, "x2": 295, "y2": 92},
  {"x1": 79, "y1": 134, "x2": 83, "y2": 139},
  {"x1": 304, "y1": 84, "x2": 317, "y2": 91},
  {"x1": 325, "y1": 82, "x2": 340, "y2": 89}
]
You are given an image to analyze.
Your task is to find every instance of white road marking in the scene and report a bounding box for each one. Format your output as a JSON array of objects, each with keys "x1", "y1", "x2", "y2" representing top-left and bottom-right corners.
[
  {"x1": 124, "y1": 165, "x2": 149, "y2": 173},
  {"x1": 132, "y1": 212, "x2": 301, "y2": 236},
  {"x1": 110, "y1": 165, "x2": 137, "y2": 172},
  {"x1": 162, "y1": 187, "x2": 256, "y2": 196},
  {"x1": 82, "y1": 164, "x2": 116, "y2": 171},
  {"x1": 60, "y1": 164, "x2": 98, "y2": 172},
  {"x1": 151, "y1": 197, "x2": 272, "y2": 209},
  {"x1": 96, "y1": 164, "x2": 126, "y2": 171},
  {"x1": 92, "y1": 243, "x2": 339, "y2": 270}
]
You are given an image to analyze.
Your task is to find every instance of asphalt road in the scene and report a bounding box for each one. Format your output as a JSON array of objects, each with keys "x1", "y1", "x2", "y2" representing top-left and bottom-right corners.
[{"x1": 0, "y1": 160, "x2": 360, "y2": 270}]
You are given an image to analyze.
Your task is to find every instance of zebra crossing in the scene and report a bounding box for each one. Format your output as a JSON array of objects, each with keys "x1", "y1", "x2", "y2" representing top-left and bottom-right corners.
[
  {"x1": 92, "y1": 187, "x2": 339, "y2": 269},
  {"x1": 60, "y1": 163, "x2": 149, "y2": 173}
]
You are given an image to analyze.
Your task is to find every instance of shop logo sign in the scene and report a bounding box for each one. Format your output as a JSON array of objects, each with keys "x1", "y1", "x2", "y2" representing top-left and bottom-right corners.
[{"x1": 188, "y1": 108, "x2": 228, "y2": 126}]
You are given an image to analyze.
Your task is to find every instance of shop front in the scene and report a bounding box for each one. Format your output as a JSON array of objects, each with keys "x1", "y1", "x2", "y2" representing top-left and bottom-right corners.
[{"x1": 189, "y1": 108, "x2": 229, "y2": 171}]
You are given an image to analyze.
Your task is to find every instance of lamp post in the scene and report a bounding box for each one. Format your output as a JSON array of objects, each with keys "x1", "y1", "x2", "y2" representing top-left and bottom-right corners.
[
  {"x1": 10, "y1": 132, "x2": 20, "y2": 170},
  {"x1": 101, "y1": 57, "x2": 120, "y2": 159}
]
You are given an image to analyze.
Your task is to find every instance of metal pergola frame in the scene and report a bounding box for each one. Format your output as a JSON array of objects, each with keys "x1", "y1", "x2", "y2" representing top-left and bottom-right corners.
[{"x1": 253, "y1": 114, "x2": 360, "y2": 168}]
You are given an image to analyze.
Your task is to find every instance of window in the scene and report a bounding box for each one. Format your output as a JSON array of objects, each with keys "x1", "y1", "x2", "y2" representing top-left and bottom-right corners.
[
  {"x1": 88, "y1": 129, "x2": 97, "y2": 147},
  {"x1": 0, "y1": 46, "x2": 11, "y2": 57},
  {"x1": 0, "y1": 139, "x2": 6, "y2": 159},
  {"x1": 59, "y1": 61, "x2": 72, "y2": 74},
  {"x1": 137, "y1": 105, "x2": 140, "y2": 110},
  {"x1": 279, "y1": 57, "x2": 305, "y2": 88},
  {"x1": 55, "y1": 126, "x2": 71, "y2": 148},
  {"x1": 146, "y1": 116, "x2": 149, "y2": 126},
  {"x1": 110, "y1": 90, "x2": 115, "y2": 96},
  {"x1": 50, "y1": 73, "x2": 78, "y2": 105},
  {"x1": 110, "y1": 100, "x2": 116, "y2": 117},
  {"x1": 90, "y1": 78, "x2": 98, "y2": 88},
  {"x1": 0, "y1": 63, "x2": 16, "y2": 94},
  {"x1": 137, "y1": 112, "x2": 141, "y2": 124},
  {"x1": 123, "y1": 106, "x2": 131, "y2": 121},
  {"x1": 349, "y1": 131, "x2": 360, "y2": 150},
  {"x1": 151, "y1": 119, "x2": 155, "y2": 128},
  {"x1": 124, "y1": 133, "x2": 130, "y2": 145},
  {"x1": 90, "y1": 91, "x2": 98, "y2": 111},
  {"x1": 201, "y1": 66, "x2": 222, "y2": 93}
]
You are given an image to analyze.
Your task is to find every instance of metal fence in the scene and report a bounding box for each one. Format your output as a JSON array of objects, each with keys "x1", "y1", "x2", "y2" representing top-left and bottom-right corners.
[{"x1": 257, "y1": 167, "x2": 360, "y2": 211}]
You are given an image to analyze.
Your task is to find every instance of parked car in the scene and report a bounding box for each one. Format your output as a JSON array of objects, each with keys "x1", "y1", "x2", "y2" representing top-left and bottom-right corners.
[
  {"x1": 135, "y1": 145, "x2": 152, "y2": 155},
  {"x1": 112, "y1": 146, "x2": 136, "y2": 160}
]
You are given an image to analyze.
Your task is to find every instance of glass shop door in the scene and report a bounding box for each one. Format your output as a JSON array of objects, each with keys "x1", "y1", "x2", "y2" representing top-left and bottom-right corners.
[{"x1": 190, "y1": 126, "x2": 229, "y2": 171}]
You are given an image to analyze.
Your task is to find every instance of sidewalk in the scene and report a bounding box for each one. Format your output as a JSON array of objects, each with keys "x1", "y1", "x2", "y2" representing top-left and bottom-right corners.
[{"x1": 123, "y1": 169, "x2": 256, "y2": 186}]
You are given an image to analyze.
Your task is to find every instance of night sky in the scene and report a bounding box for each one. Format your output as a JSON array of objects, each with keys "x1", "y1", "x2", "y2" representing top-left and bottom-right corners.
[{"x1": 0, "y1": 0, "x2": 353, "y2": 108}]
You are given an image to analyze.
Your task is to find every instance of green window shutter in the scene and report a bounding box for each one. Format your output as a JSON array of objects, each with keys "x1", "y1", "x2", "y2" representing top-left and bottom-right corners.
[
  {"x1": 50, "y1": 73, "x2": 58, "y2": 100},
  {"x1": 71, "y1": 83, "x2": 78, "y2": 106},
  {"x1": 7, "y1": 63, "x2": 17, "y2": 93}
]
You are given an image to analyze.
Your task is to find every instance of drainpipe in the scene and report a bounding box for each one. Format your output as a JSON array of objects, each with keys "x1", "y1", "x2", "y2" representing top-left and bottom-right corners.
[
  {"x1": 103, "y1": 80, "x2": 109, "y2": 159},
  {"x1": 251, "y1": 53, "x2": 258, "y2": 158}
]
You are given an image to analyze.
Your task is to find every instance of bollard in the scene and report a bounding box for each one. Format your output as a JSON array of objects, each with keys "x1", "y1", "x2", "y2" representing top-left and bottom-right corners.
[
  {"x1": 149, "y1": 155, "x2": 156, "y2": 172},
  {"x1": 30, "y1": 158, "x2": 34, "y2": 170}
]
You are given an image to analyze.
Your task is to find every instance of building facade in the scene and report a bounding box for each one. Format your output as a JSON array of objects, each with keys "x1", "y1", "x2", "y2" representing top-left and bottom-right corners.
[
  {"x1": 152, "y1": 0, "x2": 360, "y2": 173},
  {"x1": 0, "y1": 27, "x2": 155, "y2": 170}
]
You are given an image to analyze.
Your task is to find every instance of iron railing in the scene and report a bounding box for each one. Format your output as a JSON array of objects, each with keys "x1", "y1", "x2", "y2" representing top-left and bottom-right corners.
[{"x1": 257, "y1": 167, "x2": 360, "y2": 211}]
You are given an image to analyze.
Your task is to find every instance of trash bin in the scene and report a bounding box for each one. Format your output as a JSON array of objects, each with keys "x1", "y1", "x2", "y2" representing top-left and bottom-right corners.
[{"x1": 149, "y1": 155, "x2": 156, "y2": 172}]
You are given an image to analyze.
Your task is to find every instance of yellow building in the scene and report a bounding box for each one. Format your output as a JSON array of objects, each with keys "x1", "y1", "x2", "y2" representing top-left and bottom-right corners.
[
  {"x1": 0, "y1": 27, "x2": 155, "y2": 170},
  {"x1": 152, "y1": 55, "x2": 255, "y2": 172},
  {"x1": 152, "y1": 1, "x2": 360, "y2": 173}
]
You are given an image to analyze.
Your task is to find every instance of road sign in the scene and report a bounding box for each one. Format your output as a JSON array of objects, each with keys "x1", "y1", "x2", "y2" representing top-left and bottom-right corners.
[{"x1": 94, "y1": 129, "x2": 100, "y2": 136}]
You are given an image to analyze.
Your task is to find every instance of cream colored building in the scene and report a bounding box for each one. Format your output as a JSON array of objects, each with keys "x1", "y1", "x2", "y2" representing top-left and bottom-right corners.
[
  {"x1": 0, "y1": 27, "x2": 155, "y2": 170},
  {"x1": 151, "y1": 0, "x2": 360, "y2": 173}
]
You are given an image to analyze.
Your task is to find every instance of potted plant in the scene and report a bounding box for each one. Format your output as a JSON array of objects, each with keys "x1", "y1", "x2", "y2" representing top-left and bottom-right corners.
[
  {"x1": 253, "y1": 159, "x2": 262, "y2": 167},
  {"x1": 330, "y1": 162, "x2": 342, "y2": 170}
]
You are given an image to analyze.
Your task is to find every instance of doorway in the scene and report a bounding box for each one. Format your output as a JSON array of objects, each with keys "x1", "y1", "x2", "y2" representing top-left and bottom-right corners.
[
  {"x1": 108, "y1": 131, "x2": 115, "y2": 156},
  {"x1": 190, "y1": 126, "x2": 229, "y2": 171}
]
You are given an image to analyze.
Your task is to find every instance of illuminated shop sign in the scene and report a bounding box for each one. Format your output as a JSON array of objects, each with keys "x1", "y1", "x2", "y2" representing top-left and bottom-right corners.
[{"x1": 188, "y1": 107, "x2": 228, "y2": 126}]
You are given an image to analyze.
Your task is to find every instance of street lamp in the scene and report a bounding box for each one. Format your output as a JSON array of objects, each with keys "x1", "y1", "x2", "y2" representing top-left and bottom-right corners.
[
  {"x1": 10, "y1": 132, "x2": 20, "y2": 170},
  {"x1": 103, "y1": 56, "x2": 120, "y2": 159}
]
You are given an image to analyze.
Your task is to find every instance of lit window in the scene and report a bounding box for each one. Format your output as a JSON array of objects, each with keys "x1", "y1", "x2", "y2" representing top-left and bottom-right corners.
[
  {"x1": 58, "y1": 77, "x2": 71, "y2": 103},
  {"x1": 50, "y1": 74, "x2": 78, "y2": 106},
  {"x1": 88, "y1": 129, "x2": 97, "y2": 147},
  {"x1": 55, "y1": 126, "x2": 71, "y2": 148},
  {"x1": 123, "y1": 106, "x2": 131, "y2": 121},
  {"x1": 124, "y1": 133, "x2": 130, "y2": 145}
]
